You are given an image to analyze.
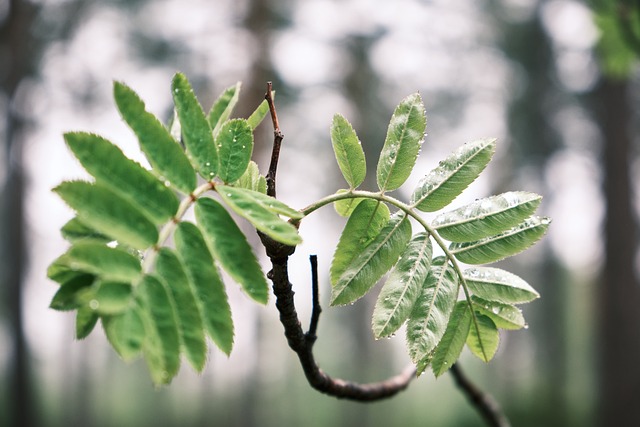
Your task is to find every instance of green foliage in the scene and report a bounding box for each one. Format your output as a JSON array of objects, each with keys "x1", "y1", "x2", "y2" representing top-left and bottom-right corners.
[{"x1": 49, "y1": 74, "x2": 548, "y2": 386}]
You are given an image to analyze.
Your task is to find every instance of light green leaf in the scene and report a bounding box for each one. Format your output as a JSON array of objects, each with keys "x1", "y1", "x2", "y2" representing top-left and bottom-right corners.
[
  {"x1": 113, "y1": 81, "x2": 196, "y2": 194},
  {"x1": 411, "y1": 139, "x2": 496, "y2": 212},
  {"x1": 450, "y1": 216, "x2": 550, "y2": 264},
  {"x1": 466, "y1": 314, "x2": 499, "y2": 362},
  {"x1": 433, "y1": 191, "x2": 542, "y2": 242},
  {"x1": 209, "y1": 82, "x2": 241, "y2": 136},
  {"x1": 376, "y1": 93, "x2": 426, "y2": 192},
  {"x1": 330, "y1": 199, "x2": 390, "y2": 286},
  {"x1": 333, "y1": 190, "x2": 365, "y2": 217},
  {"x1": 471, "y1": 296, "x2": 525, "y2": 330},
  {"x1": 54, "y1": 181, "x2": 158, "y2": 250},
  {"x1": 406, "y1": 258, "x2": 459, "y2": 364},
  {"x1": 61, "y1": 217, "x2": 110, "y2": 243},
  {"x1": 463, "y1": 267, "x2": 539, "y2": 304},
  {"x1": 217, "y1": 185, "x2": 302, "y2": 246},
  {"x1": 431, "y1": 301, "x2": 472, "y2": 377},
  {"x1": 216, "y1": 119, "x2": 254, "y2": 183},
  {"x1": 155, "y1": 248, "x2": 207, "y2": 372},
  {"x1": 247, "y1": 98, "x2": 271, "y2": 129},
  {"x1": 64, "y1": 132, "x2": 179, "y2": 224},
  {"x1": 91, "y1": 281, "x2": 133, "y2": 315},
  {"x1": 195, "y1": 198, "x2": 269, "y2": 304},
  {"x1": 331, "y1": 114, "x2": 366, "y2": 189},
  {"x1": 175, "y1": 222, "x2": 234, "y2": 355},
  {"x1": 171, "y1": 73, "x2": 218, "y2": 180},
  {"x1": 76, "y1": 307, "x2": 99, "y2": 340},
  {"x1": 331, "y1": 211, "x2": 411, "y2": 306},
  {"x1": 61, "y1": 240, "x2": 142, "y2": 282},
  {"x1": 47, "y1": 254, "x2": 86, "y2": 285},
  {"x1": 49, "y1": 274, "x2": 95, "y2": 311},
  {"x1": 233, "y1": 161, "x2": 267, "y2": 194},
  {"x1": 372, "y1": 233, "x2": 433, "y2": 338},
  {"x1": 137, "y1": 275, "x2": 181, "y2": 385},
  {"x1": 103, "y1": 306, "x2": 145, "y2": 361}
]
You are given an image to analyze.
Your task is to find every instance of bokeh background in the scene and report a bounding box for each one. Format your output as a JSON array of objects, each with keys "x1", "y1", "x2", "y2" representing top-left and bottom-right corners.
[{"x1": 1, "y1": 0, "x2": 639, "y2": 426}]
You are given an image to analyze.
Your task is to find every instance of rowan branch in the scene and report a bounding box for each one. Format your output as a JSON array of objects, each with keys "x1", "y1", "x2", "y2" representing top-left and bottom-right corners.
[{"x1": 265, "y1": 81, "x2": 283, "y2": 198}]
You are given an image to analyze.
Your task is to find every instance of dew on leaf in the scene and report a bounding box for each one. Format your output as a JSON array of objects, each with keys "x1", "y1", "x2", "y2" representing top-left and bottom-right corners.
[{"x1": 89, "y1": 299, "x2": 99, "y2": 310}]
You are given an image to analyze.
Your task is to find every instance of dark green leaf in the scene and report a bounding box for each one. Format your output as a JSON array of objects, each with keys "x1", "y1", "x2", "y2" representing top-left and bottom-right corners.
[
  {"x1": 216, "y1": 119, "x2": 254, "y2": 183},
  {"x1": 195, "y1": 198, "x2": 268, "y2": 304},
  {"x1": 61, "y1": 241, "x2": 142, "y2": 282},
  {"x1": 49, "y1": 274, "x2": 95, "y2": 311},
  {"x1": 113, "y1": 81, "x2": 196, "y2": 193},
  {"x1": 463, "y1": 267, "x2": 539, "y2": 304},
  {"x1": 155, "y1": 248, "x2": 207, "y2": 372},
  {"x1": 54, "y1": 181, "x2": 159, "y2": 250},
  {"x1": 330, "y1": 199, "x2": 390, "y2": 286},
  {"x1": 76, "y1": 307, "x2": 99, "y2": 340},
  {"x1": 450, "y1": 216, "x2": 550, "y2": 264},
  {"x1": 411, "y1": 139, "x2": 496, "y2": 212},
  {"x1": 471, "y1": 296, "x2": 525, "y2": 330},
  {"x1": 372, "y1": 233, "x2": 433, "y2": 338},
  {"x1": 171, "y1": 73, "x2": 218, "y2": 180},
  {"x1": 376, "y1": 93, "x2": 426, "y2": 192},
  {"x1": 175, "y1": 222, "x2": 234, "y2": 355},
  {"x1": 61, "y1": 217, "x2": 110, "y2": 243},
  {"x1": 466, "y1": 314, "x2": 499, "y2": 362},
  {"x1": 64, "y1": 132, "x2": 179, "y2": 224},
  {"x1": 431, "y1": 301, "x2": 472, "y2": 377},
  {"x1": 406, "y1": 258, "x2": 459, "y2": 364},
  {"x1": 331, "y1": 114, "x2": 366, "y2": 189},
  {"x1": 208, "y1": 82, "x2": 241, "y2": 135},
  {"x1": 103, "y1": 305, "x2": 145, "y2": 361},
  {"x1": 331, "y1": 211, "x2": 412, "y2": 306}
]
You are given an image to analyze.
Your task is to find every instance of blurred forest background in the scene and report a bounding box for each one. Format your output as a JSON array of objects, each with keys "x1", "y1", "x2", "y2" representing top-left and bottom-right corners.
[{"x1": 1, "y1": 0, "x2": 639, "y2": 426}]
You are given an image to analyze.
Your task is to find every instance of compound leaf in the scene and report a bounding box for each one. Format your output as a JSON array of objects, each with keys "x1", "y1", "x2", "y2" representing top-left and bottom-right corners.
[
  {"x1": 330, "y1": 199, "x2": 390, "y2": 286},
  {"x1": 175, "y1": 222, "x2": 234, "y2": 355},
  {"x1": 406, "y1": 258, "x2": 459, "y2": 364},
  {"x1": 209, "y1": 82, "x2": 241, "y2": 135},
  {"x1": 411, "y1": 139, "x2": 496, "y2": 212},
  {"x1": 466, "y1": 314, "x2": 499, "y2": 362},
  {"x1": 54, "y1": 181, "x2": 158, "y2": 250},
  {"x1": 103, "y1": 306, "x2": 145, "y2": 361},
  {"x1": 331, "y1": 114, "x2": 366, "y2": 189},
  {"x1": 372, "y1": 232, "x2": 433, "y2": 339},
  {"x1": 155, "y1": 248, "x2": 207, "y2": 371},
  {"x1": 431, "y1": 301, "x2": 472, "y2": 377},
  {"x1": 463, "y1": 267, "x2": 539, "y2": 304},
  {"x1": 113, "y1": 81, "x2": 196, "y2": 194},
  {"x1": 171, "y1": 73, "x2": 218, "y2": 180},
  {"x1": 195, "y1": 198, "x2": 268, "y2": 304},
  {"x1": 61, "y1": 241, "x2": 141, "y2": 282},
  {"x1": 433, "y1": 191, "x2": 542, "y2": 242},
  {"x1": 331, "y1": 211, "x2": 411, "y2": 306},
  {"x1": 217, "y1": 185, "x2": 302, "y2": 246},
  {"x1": 216, "y1": 119, "x2": 254, "y2": 183},
  {"x1": 450, "y1": 216, "x2": 550, "y2": 264},
  {"x1": 64, "y1": 132, "x2": 179, "y2": 224},
  {"x1": 471, "y1": 296, "x2": 525, "y2": 330},
  {"x1": 377, "y1": 93, "x2": 426, "y2": 192}
]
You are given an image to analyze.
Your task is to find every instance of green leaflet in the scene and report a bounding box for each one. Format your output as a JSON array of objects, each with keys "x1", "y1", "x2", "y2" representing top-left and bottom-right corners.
[
  {"x1": 406, "y1": 258, "x2": 458, "y2": 364},
  {"x1": 76, "y1": 307, "x2": 99, "y2": 340},
  {"x1": 47, "y1": 254, "x2": 86, "y2": 285},
  {"x1": 209, "y1": 82, "x2": 241, "y2": 136},
  {"x1": 247, "y1": 98, "x2": 271, "y2": 130},
  {"x1": 195, "y1": 198, "x2": 269, "y2": 304},
  {"x1": 61, "y1": 217, "x2": 110, "y2": 243},
  {"x1": 411, "y1": 139, "x2": 496, "y2": 212},
  {"x1": 175, "y1": 222, "x2": 234, "y2": 355},
  {"x1": 171, "y1": 73, "x2": 218, "y2": 180},
  {"x1": 113, "y1": 82, "x2": 196, "y2": 194},
  {"x1": 330, "y1": 199, "x2": 390, "y2": 287},
  {"x1": 372, "y1": 233, "x2": 433, "y2": 339},
  {"x1": 471, "y1": 296, "x2": 525, "y2": 330},
  {"x1": 232, "y1": 161, "x2": 267, "y2": 194},
  {"x1": 331, "y1": 114, "x2": 366, "y2": 189},
  {"x1": 216, "y1": 119, "x2": 254, "y2": 183},
  {"x1": 466, "y1": 314, "x2": 499, "y2": 362},
  {"x1": 91, "y1": 281, "x2": 133, "y2": 315},
  {"x1": 54, "y1": 181, "x2": 158, "y2": 250},
  {"x1": 450, "y1": 216, "x2": 550, "y2": 264},
  {"x1": 463, "y1": 267, "x2": 539, "y2": 304},
  {"x1": 103, "y1": 306, "x2": 145, "y2": 361},
  {"x1": 433, "y1": 191, "x2": 542, "y2": 243},
  {"x1": 377, "y1": 93, "x2": 426, "y2": 192},
  {"x1": 155, "y1": 248, "x2": 207, "y2": 372},
  {"x1": 60, "y1": 240, "x2": 142, "y2": 282},
  {"x1": 333, "y1": 190, "x2": 365, "y2": 217},
  {"x1": 50, "y1": 274, "x2": 95, "y2": 311},
  {"x1": 217, "y1": 185, "x2": 302, "y2": 246},
  {"x1": 431, "y1": 301, "x2": 472, "y2": 377},
  {"x1": 64, "y1": 132, "x2": 179, "y2": 224},
  {"x1": 137, "y1": 275, "x2": 181, "y2": 386},
  {"x1": 331, "y1": 211, "x2": 411, "y2": 306}
]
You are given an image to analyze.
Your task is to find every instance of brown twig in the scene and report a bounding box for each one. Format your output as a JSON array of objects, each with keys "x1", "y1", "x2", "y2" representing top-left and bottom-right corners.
[
  {"x1": 306, "y1": 255, "x2": 321, "y2": 343},
  {"x1": 265, "y1": 81, "x2": 283, "y2": 198}
]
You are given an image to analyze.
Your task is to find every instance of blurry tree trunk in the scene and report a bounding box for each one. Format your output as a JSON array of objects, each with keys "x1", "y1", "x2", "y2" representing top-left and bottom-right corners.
[{"x1": 596, "y1": 78, "x2": 640, "y2": 427}]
